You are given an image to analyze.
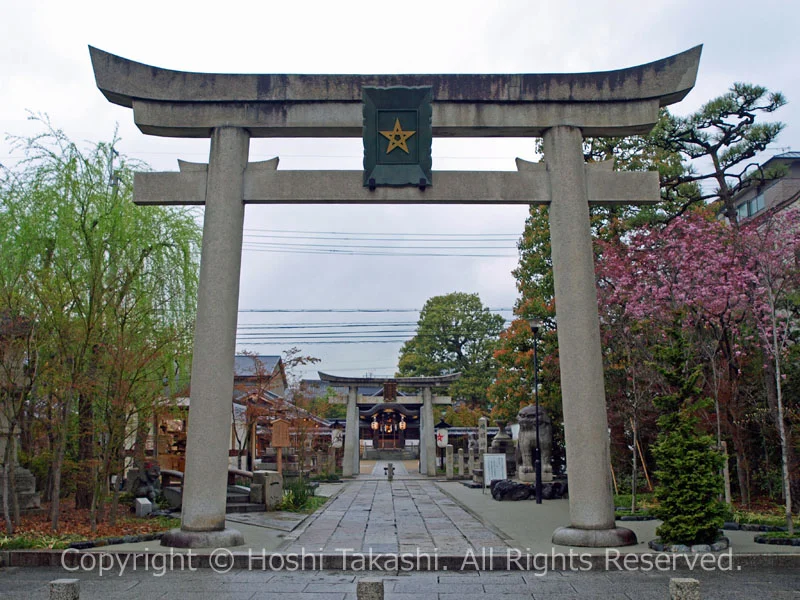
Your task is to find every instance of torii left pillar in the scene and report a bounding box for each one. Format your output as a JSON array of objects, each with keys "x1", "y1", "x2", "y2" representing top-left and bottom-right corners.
[
  {"x1": 161, "y1": 127, "x2": 248, "y2": 548},
  {"x1": 342, "y1": 385, "x2": 360, "y2": 477}
]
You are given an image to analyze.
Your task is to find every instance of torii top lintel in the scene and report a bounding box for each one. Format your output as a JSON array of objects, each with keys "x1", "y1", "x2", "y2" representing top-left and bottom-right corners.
[
  {"x1": 318, "y1": 371, "x2": 461, "y2": 387},
  {"x1": 89, "y1": 45, "x2": 701, "y2": 139}
]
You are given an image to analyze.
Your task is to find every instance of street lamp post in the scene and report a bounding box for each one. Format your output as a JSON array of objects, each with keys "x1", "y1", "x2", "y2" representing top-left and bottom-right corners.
[{"x1": 528, "y1": 318, "x2": 543, "y2": 504}]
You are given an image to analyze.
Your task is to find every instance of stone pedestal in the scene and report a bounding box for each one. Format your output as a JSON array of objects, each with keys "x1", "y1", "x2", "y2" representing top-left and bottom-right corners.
[
  {"x1": 0, "y1": 466, "x2": 41, "y2": 512},
  {"x1": 473, "y1": 451, "x2": 485, "y2": 486},
  {"x1": 490, "y1": 421, "x2": 516, "y2": 478},
  {"x1": 1, "y1": 414, "x2": 41, "y2": 513},
  {"x1": 161, "y1": 527, "x2": 244, "y2": 549},
  {"x1": 519, "y1": 464, "x2": 553, "y2": 483}
]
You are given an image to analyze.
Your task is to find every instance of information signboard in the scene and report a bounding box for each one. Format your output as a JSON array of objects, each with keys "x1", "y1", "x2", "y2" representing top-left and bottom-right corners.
[
  {"x1": 271, "y1": 419, "x2": 291, "y2": 448},
  {"x1": 483, "y1": 453, "x2": 507, "y2": 488}
]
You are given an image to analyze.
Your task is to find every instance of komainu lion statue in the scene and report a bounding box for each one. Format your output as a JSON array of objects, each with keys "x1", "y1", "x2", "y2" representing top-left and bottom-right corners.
[
  {"x1": 516, "y1": 405, "x2": 552, "y2": 482},
  {"x1": 133, "y1": 462, "x2": 161, "y2": 503}
]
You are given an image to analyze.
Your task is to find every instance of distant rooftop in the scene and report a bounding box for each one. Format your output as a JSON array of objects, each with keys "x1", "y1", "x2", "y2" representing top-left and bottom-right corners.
[{"x1": 234, "y1": 355, "x2": 281, "y2": 377}]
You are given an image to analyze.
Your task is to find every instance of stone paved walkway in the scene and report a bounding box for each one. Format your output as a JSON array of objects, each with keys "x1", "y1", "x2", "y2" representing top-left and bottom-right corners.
[
  {"x1": 371, "y1": 460, "x2": 409, "y2": 476},
  {"x1": 283, "y1": 480, "x2": 509, "y2": 554},
  {"x1": 1, "y1": 566, "x2": 798, "y2": 599}
]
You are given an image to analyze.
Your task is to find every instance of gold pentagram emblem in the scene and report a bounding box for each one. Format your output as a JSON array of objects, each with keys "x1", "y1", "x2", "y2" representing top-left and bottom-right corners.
[{"x1": 380, "y1": 118, "x2": 416, "y2": 154}]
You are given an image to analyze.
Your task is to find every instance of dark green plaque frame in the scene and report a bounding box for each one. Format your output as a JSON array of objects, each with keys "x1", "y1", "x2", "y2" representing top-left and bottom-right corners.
[{"x1": 363, "y1": 86, "x2": 432, "y2": 188}]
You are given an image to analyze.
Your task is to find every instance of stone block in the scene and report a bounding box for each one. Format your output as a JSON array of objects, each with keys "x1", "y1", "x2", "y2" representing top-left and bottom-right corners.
[
  {"x1": 135, "y1": 498, "x2": 153, "y2": 517},
  {"x1": 357, "y1": 578, "x2": 384, "y2": 600},
  {"x1": 249, "y1": 483, "x2": 264, "y2": 504},
  {"x1": 669, "y1": 578, "x2": 700, "y2": 600},
  {"x1": 162, "y1": 486, "x2": 182, "y2": 509},
  {"x1": 49, "y1": 579, "x2": 79, "y2": 600},
  {"x1": 261, "y1": 471, "x2": 283, "y2": 510}
]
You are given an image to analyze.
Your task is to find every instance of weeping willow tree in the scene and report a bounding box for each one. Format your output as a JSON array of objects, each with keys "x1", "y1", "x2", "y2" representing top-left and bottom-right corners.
[{"x1": 0, "y1": 116, "x2": 201, "y2": 531}]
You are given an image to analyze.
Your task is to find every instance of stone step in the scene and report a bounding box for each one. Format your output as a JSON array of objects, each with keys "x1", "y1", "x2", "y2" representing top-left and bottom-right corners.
[
  {"x1": 225, "y1": 502, "x2": 265, "y2": 514},
  {"x1": 226, "y1": 492, "x2": 250, "y2": 504}
]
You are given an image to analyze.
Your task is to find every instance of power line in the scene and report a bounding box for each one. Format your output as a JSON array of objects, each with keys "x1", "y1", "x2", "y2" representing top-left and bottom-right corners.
[
  {"x1": 240, "y1": 340, "x2": 407, "y2": 345},
  {"x1": 243, "y1": 240, "x2": 514, "y2": 250},
  {"x1": 238, "y1": 307, "x2": 515, "y2": 313},
  {"x1": 237, "y1": 321, "x2": 419, "y2": 329},
  {"x1": 244, "y1": 228, "x2": 520, "y2": 239},
  {"x1": 242, "y1": 246, "x2": 516, "y2": 257}
]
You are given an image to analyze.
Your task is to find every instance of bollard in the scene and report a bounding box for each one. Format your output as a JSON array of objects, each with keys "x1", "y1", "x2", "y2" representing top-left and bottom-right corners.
[
  {"x1": 50, "y1": 579, "x2": 80, "y2": 600},
  {"x1": 357, "y1": 578, "x2": 384, "y2": 600},
  {"x1": 383, "y1": 462, "x2": 394, "y2": 482},
  {"x1": 669, "y1": 577, "x2": 700, "y2": 600}
]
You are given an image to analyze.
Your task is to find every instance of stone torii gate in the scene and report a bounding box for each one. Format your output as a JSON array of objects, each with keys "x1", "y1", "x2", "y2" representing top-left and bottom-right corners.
[
  {"x1": 90, "y1": 45, "x2": 701, "y2": 549},
  {"x1": 316, "y1": 372, "x2": 460, "y2": 478}
]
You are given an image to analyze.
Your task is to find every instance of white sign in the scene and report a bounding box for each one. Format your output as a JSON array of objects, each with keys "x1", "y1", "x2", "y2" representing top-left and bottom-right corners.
[
  {"x1": 331, "y1": 428, "x2": 344, "y2": 449},
  {"x1": 436, "y1": 428, "x2": 448, "y2": 448},
  {"x1": 483, "y1": 453, "x2": 507, "y2": 487}
]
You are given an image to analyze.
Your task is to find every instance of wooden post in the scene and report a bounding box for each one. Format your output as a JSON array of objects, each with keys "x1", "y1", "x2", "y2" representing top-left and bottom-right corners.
[
  {"x1": 271, "y1": 419, "x2": 290, "y2": 476},
  {"x1": 250, "y1": 422, "x2": 257, "y2": 470}
]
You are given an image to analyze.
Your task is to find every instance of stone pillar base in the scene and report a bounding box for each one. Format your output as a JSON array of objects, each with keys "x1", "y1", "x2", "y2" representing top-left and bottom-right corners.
[
  {"x1": 552, "y1": 526, "x2": 637, "y2": 548},
  {"x1": 160, "y1": 527, "x2": 244, "y2": 549}
]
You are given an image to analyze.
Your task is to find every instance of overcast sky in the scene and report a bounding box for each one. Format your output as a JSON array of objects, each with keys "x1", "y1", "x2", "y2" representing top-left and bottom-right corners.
[{"x1": 2, "y1": 1, "x2": 798, "y2": 380}]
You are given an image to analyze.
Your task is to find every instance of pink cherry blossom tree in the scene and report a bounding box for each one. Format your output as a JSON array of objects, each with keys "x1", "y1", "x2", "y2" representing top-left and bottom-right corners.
[
  {"x1": 597, "y1": 208, "x2": 757, "y2": 505},
  {"x1": 740, "y1": 207, "x2": 800, "y2": 533}
]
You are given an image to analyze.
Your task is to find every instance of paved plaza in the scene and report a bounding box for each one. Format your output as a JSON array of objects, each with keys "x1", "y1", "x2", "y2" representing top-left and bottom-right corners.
[{"x1": 1, "y1": 472, "x2": 799, "y2": 598}]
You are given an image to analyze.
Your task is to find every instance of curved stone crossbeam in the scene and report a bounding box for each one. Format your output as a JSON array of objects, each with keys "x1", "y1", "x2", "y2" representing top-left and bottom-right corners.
[
  {"x1": 317, "y1": 372, "x2": 461, "y2": 386},
  {"x1": 89, "y1": 46, "x2": 701, "y2": 138}
]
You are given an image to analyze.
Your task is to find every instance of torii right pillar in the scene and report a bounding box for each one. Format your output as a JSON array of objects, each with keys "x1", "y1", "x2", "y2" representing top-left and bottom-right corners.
[{"x1": 544, "y1": 126, "x2": 637, "y2": 547}]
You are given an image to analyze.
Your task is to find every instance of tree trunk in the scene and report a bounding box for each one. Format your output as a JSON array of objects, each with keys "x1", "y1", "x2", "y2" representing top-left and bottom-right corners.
[
  {"x1": 10, "y1": 460, "x2": 19, "y2": 528},
  {"x1": 788, "y1": 437, "x2": 800, "y2": 515},
  {"x1": 763, "y1": 355, "x2": 794, "y2": 533},
  {"x1": 630, "y1": 413, "x2": 638, "y2": 514},
  {"x1": 110, "y1": 452, "x2": 123, "y2": 527},
  {"x1": 75, "y1": 393, "x2": 94, "y2": 509},
  {"x1": 2, "y1": 440, "x2": 13, "y2": 535},
  {"x1": 721, "y1": 441, "x2": 732, "y2": 506},
  {"x1": 132, "y1": 410, "x2": 148, "y2": 473},
  {"x1": 734, "y1": 448, "x2": 750, "y2": 508},
  {"x1": 50, "y1": 393, "x2": 72, "y2": 533}
]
